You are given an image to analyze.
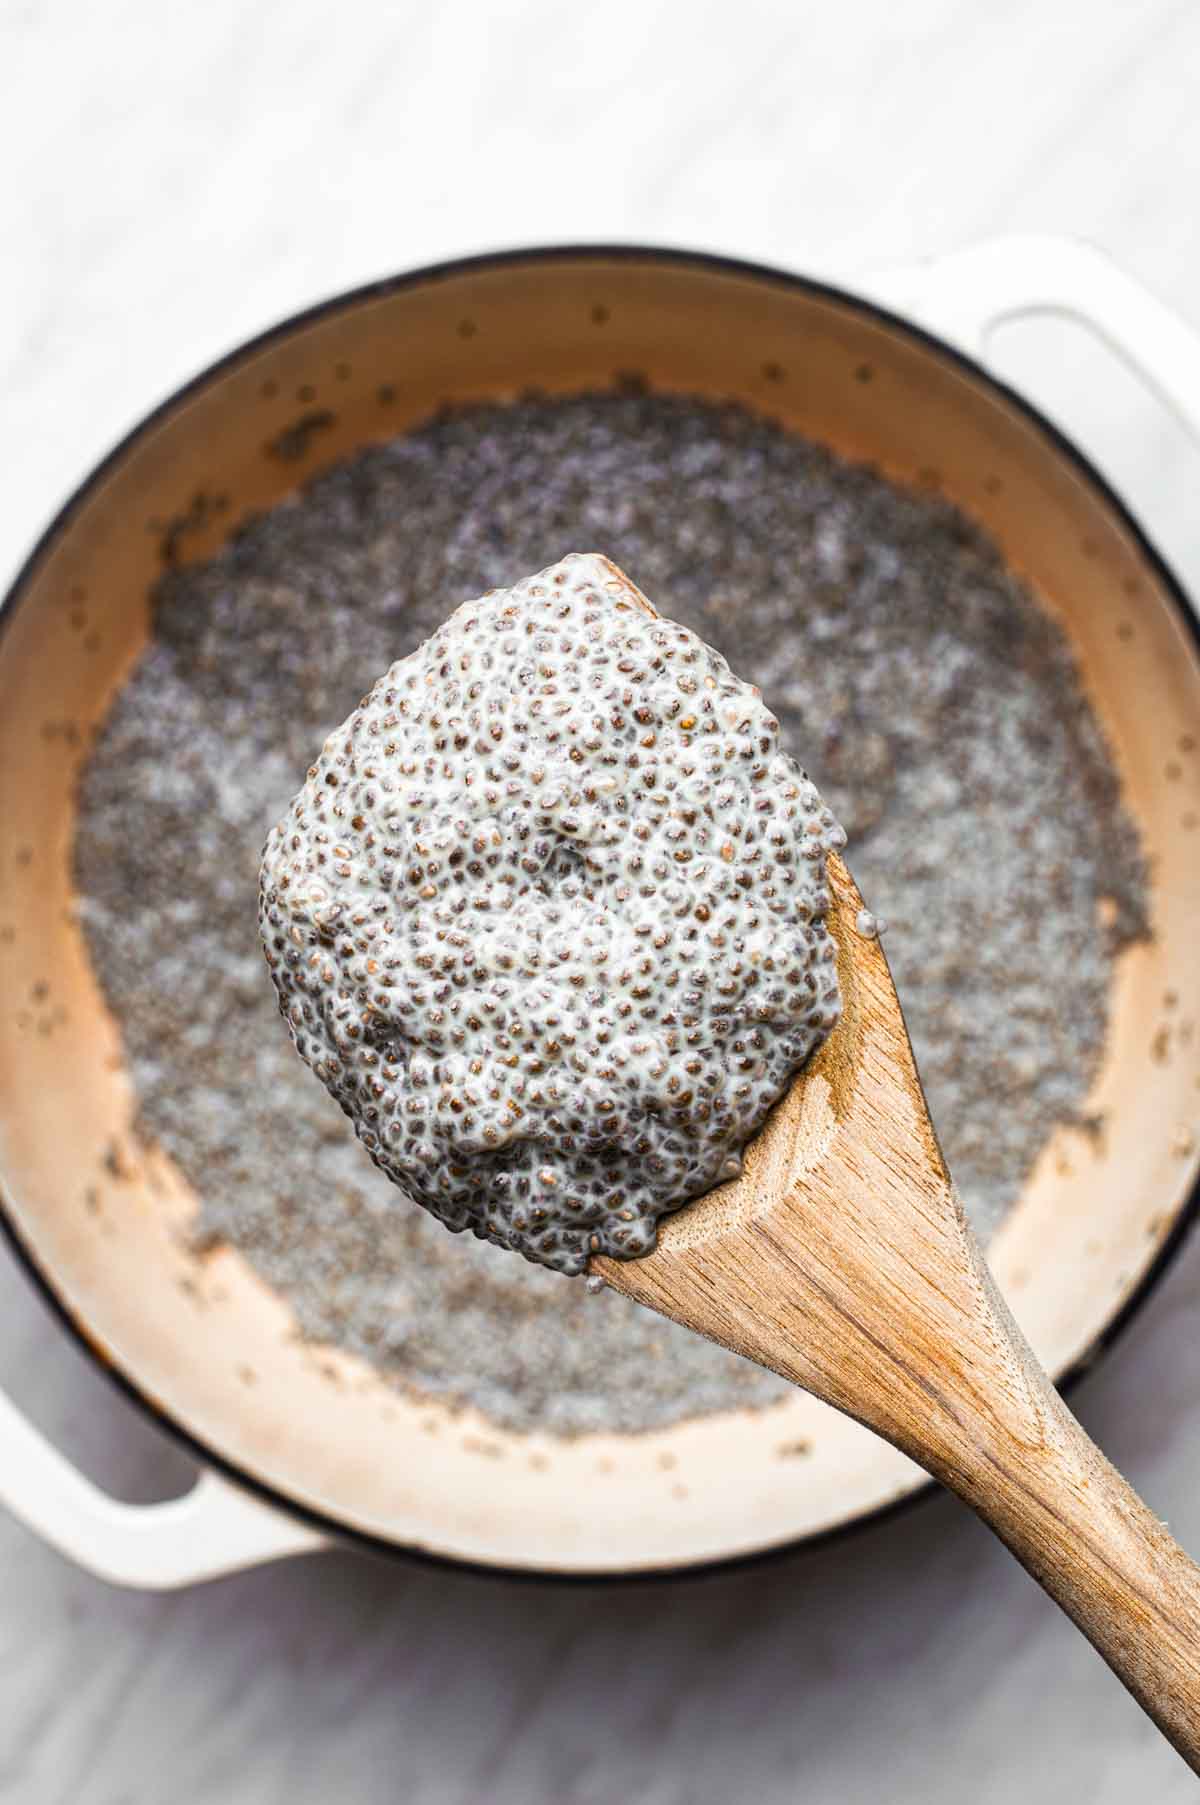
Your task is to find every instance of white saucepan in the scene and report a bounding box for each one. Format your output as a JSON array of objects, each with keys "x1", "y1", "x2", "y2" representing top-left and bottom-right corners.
[{"x1": 1, "y1": 236, "x2": 1199, "y2": 1585}]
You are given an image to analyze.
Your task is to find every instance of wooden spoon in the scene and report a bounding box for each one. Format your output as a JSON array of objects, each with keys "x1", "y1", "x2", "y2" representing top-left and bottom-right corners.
[
  {"x1": 595, "y1": 851, "x2": 1200, "y2": 1768},
  {"x1": 586, "y1": 563, "x2": 1200, "y2": 1769}
]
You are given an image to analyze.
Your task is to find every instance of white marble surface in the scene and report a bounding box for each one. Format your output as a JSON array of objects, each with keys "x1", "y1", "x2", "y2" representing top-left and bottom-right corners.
[{"x1": 4, "y1": 2, "x2": 1200, "y2": 1798}]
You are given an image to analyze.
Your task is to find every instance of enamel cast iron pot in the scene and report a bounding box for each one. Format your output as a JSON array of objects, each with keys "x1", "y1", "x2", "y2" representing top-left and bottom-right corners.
[{"x1": 2, "y1": 237, "x2": 1200, "y2": 1587}]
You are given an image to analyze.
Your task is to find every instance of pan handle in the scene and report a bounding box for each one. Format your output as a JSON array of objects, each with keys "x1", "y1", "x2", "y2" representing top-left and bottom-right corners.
[
  {"x1": 0, "y1": 1385, "x2": 325, "y2": 1587},
  {"x1": 860, "y1": 234, "x2": 1200, "y2": 446}
]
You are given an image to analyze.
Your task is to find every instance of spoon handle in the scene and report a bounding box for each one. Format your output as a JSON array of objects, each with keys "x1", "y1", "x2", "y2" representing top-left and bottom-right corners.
[
  {"x1": 606, "y1": 1169, "x2": 1200, "y2": 1769},
  {"x1": 919, "y1": 1282, "x2": 1200, "y2": 1772}
]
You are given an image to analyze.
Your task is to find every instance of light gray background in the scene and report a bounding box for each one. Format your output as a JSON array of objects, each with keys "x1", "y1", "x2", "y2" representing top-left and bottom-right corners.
[{"x1": 4, "y1": 2, "x2": 1200, "y2": 1799}]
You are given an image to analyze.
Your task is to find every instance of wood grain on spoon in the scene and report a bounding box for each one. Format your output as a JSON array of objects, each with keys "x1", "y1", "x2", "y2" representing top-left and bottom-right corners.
[{"x1": 593, "y1": 562, "x2": 1200, "y2": 1770}]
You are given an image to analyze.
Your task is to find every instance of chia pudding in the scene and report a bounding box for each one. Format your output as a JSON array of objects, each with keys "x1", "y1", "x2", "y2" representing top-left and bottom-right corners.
[
  {"x1": 259, "y1": 553, "x2": 844, "y2": 1274},
  {"x1": 73, "y1": 388, "x2": 1150, "y2": 1437}
]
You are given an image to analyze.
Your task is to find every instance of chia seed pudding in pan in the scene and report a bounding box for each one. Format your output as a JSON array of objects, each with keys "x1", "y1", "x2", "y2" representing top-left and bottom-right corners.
[{"x1": 73, "y1": 389, "x2": 1148, "y2": 1437}]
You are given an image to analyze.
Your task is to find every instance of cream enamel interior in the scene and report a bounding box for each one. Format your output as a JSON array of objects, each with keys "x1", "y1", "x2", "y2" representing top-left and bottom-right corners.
[{"x1": 1, "y1": 252, "x2": 1199, "y2": 1574}]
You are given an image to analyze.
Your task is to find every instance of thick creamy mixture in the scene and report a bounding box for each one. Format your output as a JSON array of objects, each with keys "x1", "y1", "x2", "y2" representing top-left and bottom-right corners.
[{"x1": 259, "y1": 554, "x2": 844, "y2": 1275}]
